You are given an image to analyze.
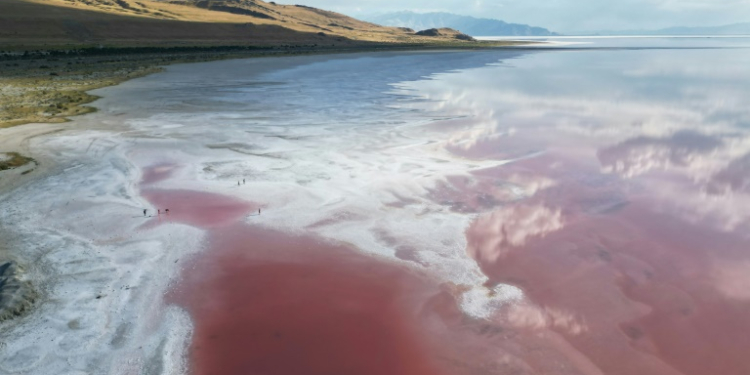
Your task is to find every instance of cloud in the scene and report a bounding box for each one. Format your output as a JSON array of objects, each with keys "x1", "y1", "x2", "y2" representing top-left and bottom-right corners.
[{"x1": 466, "y1": 203, "x2": 564, "y2": 263}]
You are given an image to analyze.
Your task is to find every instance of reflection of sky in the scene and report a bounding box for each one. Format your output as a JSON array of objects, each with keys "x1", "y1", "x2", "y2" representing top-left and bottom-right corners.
[
  {"x1": 137, "y1": 39, "x2": 750, "y2": 371},
  {"x1": 396, "y1": 48, "x2": 750, "y2": 133},
  {"x1": 103, "y1": 41, "x2": 750, "y2": 310},
  {"x1": 112, "y1": 51, "x2": 527, "y2": 129},
  {"x1": 482, "y1": 36, "x2": 750, "y2": 49},
  {"x1": 382, "y1": 42, "x2": 750, "y2": 368},
  {"x1": 393, "y1": 39, "x2": 750, "y2": 235}
]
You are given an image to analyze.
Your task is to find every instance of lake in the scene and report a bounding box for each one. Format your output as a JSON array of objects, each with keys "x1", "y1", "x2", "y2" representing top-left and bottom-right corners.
[{"x1": 1, "y1": 36, "x2": 749, "y2": 375}]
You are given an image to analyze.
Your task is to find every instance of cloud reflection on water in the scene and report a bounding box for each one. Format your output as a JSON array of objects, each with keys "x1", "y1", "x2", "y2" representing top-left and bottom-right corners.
[
  {"x1": 389, "y1": 43, "x2": 750, "y2": 374},
  {"x1": 466, "y1": 203, "x2": 564, "y2": 263},
  {"x1": 394, "y1": 47, "x2": 750, "y2": 234}
]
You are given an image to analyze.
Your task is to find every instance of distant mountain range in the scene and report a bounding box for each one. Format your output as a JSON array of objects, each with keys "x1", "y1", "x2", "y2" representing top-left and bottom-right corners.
[
  {"x1": 584, "y1": 22, "x2": 750, "y2": 36},
  {"x1": 366, "y1": 11, "x2": 558, "y2": 37}
]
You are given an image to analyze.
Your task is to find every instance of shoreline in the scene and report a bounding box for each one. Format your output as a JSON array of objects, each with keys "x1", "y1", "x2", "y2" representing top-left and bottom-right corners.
[
  {"x1": 0, "y1": 41, "x2": 532, "y2": 130},
  {"x1": 0, "y1": 50, "x2": 525, "y2": 374},
  {"x1": 0, "y1": 51, "x2": 540, "y2": 373}
]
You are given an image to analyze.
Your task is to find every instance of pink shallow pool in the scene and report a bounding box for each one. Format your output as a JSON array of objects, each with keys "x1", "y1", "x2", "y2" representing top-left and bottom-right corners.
[
  {"x1": 143, "y1": 185, "x2": 636, "y2": 375},
  {"x1": 140, "y1": 184, "x2": 464, "y2": 375},
  {"x1": 169, "y1": 223, "x2": 457, "y2": 375}
]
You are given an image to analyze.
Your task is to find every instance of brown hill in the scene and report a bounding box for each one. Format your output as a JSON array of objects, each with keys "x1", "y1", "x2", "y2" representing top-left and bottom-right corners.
[{"x1": 0, "y1": 0, "x2": 478, "y2": 49}]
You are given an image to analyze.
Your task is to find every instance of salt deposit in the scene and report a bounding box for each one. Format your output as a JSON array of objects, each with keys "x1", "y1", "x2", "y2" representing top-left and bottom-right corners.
[{"x1": 0, "y1": 51, "x2": 528, "y2": 374}]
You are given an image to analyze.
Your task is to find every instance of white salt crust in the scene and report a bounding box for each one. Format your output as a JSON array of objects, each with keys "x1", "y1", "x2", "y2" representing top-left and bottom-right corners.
[
  {"x1": 0, "y1": 52, "x2": 533, "y2": 374},
  {"x1": 0, "y1": 129, "x2": 201, "y2": 375}
]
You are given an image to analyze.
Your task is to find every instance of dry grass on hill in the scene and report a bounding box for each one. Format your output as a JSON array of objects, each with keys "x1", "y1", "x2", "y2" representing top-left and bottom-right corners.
[{"x1": 0, "y1": 0, "x2": 482, "y2": 49}]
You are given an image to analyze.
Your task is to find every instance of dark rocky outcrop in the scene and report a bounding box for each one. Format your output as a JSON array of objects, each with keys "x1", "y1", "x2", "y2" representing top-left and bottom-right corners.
[
  {"x1": 454, "y1": 33, "x2": 476, "y2": 41},
  {"x1": 415, "y1": 28, "x2": 441, "y2": 36},
  {"x1": 194, "y1": 1, "x2": 276, "y2": 19},
  {"x1": 0, "y1": 152, "x2": 36, "y2": 171},
  {"x1": 0, "y1": 261, "x2": 37, "y2": 322},
  {"x1": 415, "y1": 28, "x2": 476, "y2": 41}
]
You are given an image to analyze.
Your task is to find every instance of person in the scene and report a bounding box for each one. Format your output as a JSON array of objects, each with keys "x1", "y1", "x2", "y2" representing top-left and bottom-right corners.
[
  {"x1": 258, "y1": 208, "x2": 261, "y2": 215},
  {"x1": 238, "y1": 181, "x2": 240, "y2": 186},
  {"x1": 158, "y1": 209, "x2": 161, "y2": 215},
  {"x1": 143, "y1": 209, "x2": 147, "y2": 217},
  {"x1": 165, "y1": 208, "x2": 170, "y2": 215},
  {"x1": 243, "y1": 179, "x2": 246, "y2": 184}
]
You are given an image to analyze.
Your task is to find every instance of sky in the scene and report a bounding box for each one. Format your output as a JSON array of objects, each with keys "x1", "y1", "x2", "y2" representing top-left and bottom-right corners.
[{"x1": 276, "y1": 0, "x2": 750, "y2": 33}]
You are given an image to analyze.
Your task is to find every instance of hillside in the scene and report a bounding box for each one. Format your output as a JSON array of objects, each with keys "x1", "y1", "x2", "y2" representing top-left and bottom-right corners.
[
  {"x1": 0, "y1": 0, "x2": 486, "y2": 49},
  {"x1": 366, "y1": 11, "x2": 558, "y2": 37}
]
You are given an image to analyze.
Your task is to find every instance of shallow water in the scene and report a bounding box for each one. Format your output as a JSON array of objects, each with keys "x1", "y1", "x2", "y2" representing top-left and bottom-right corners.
[{"x1": 1, "y1": 38, "x2": 750, "y2": 375}]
